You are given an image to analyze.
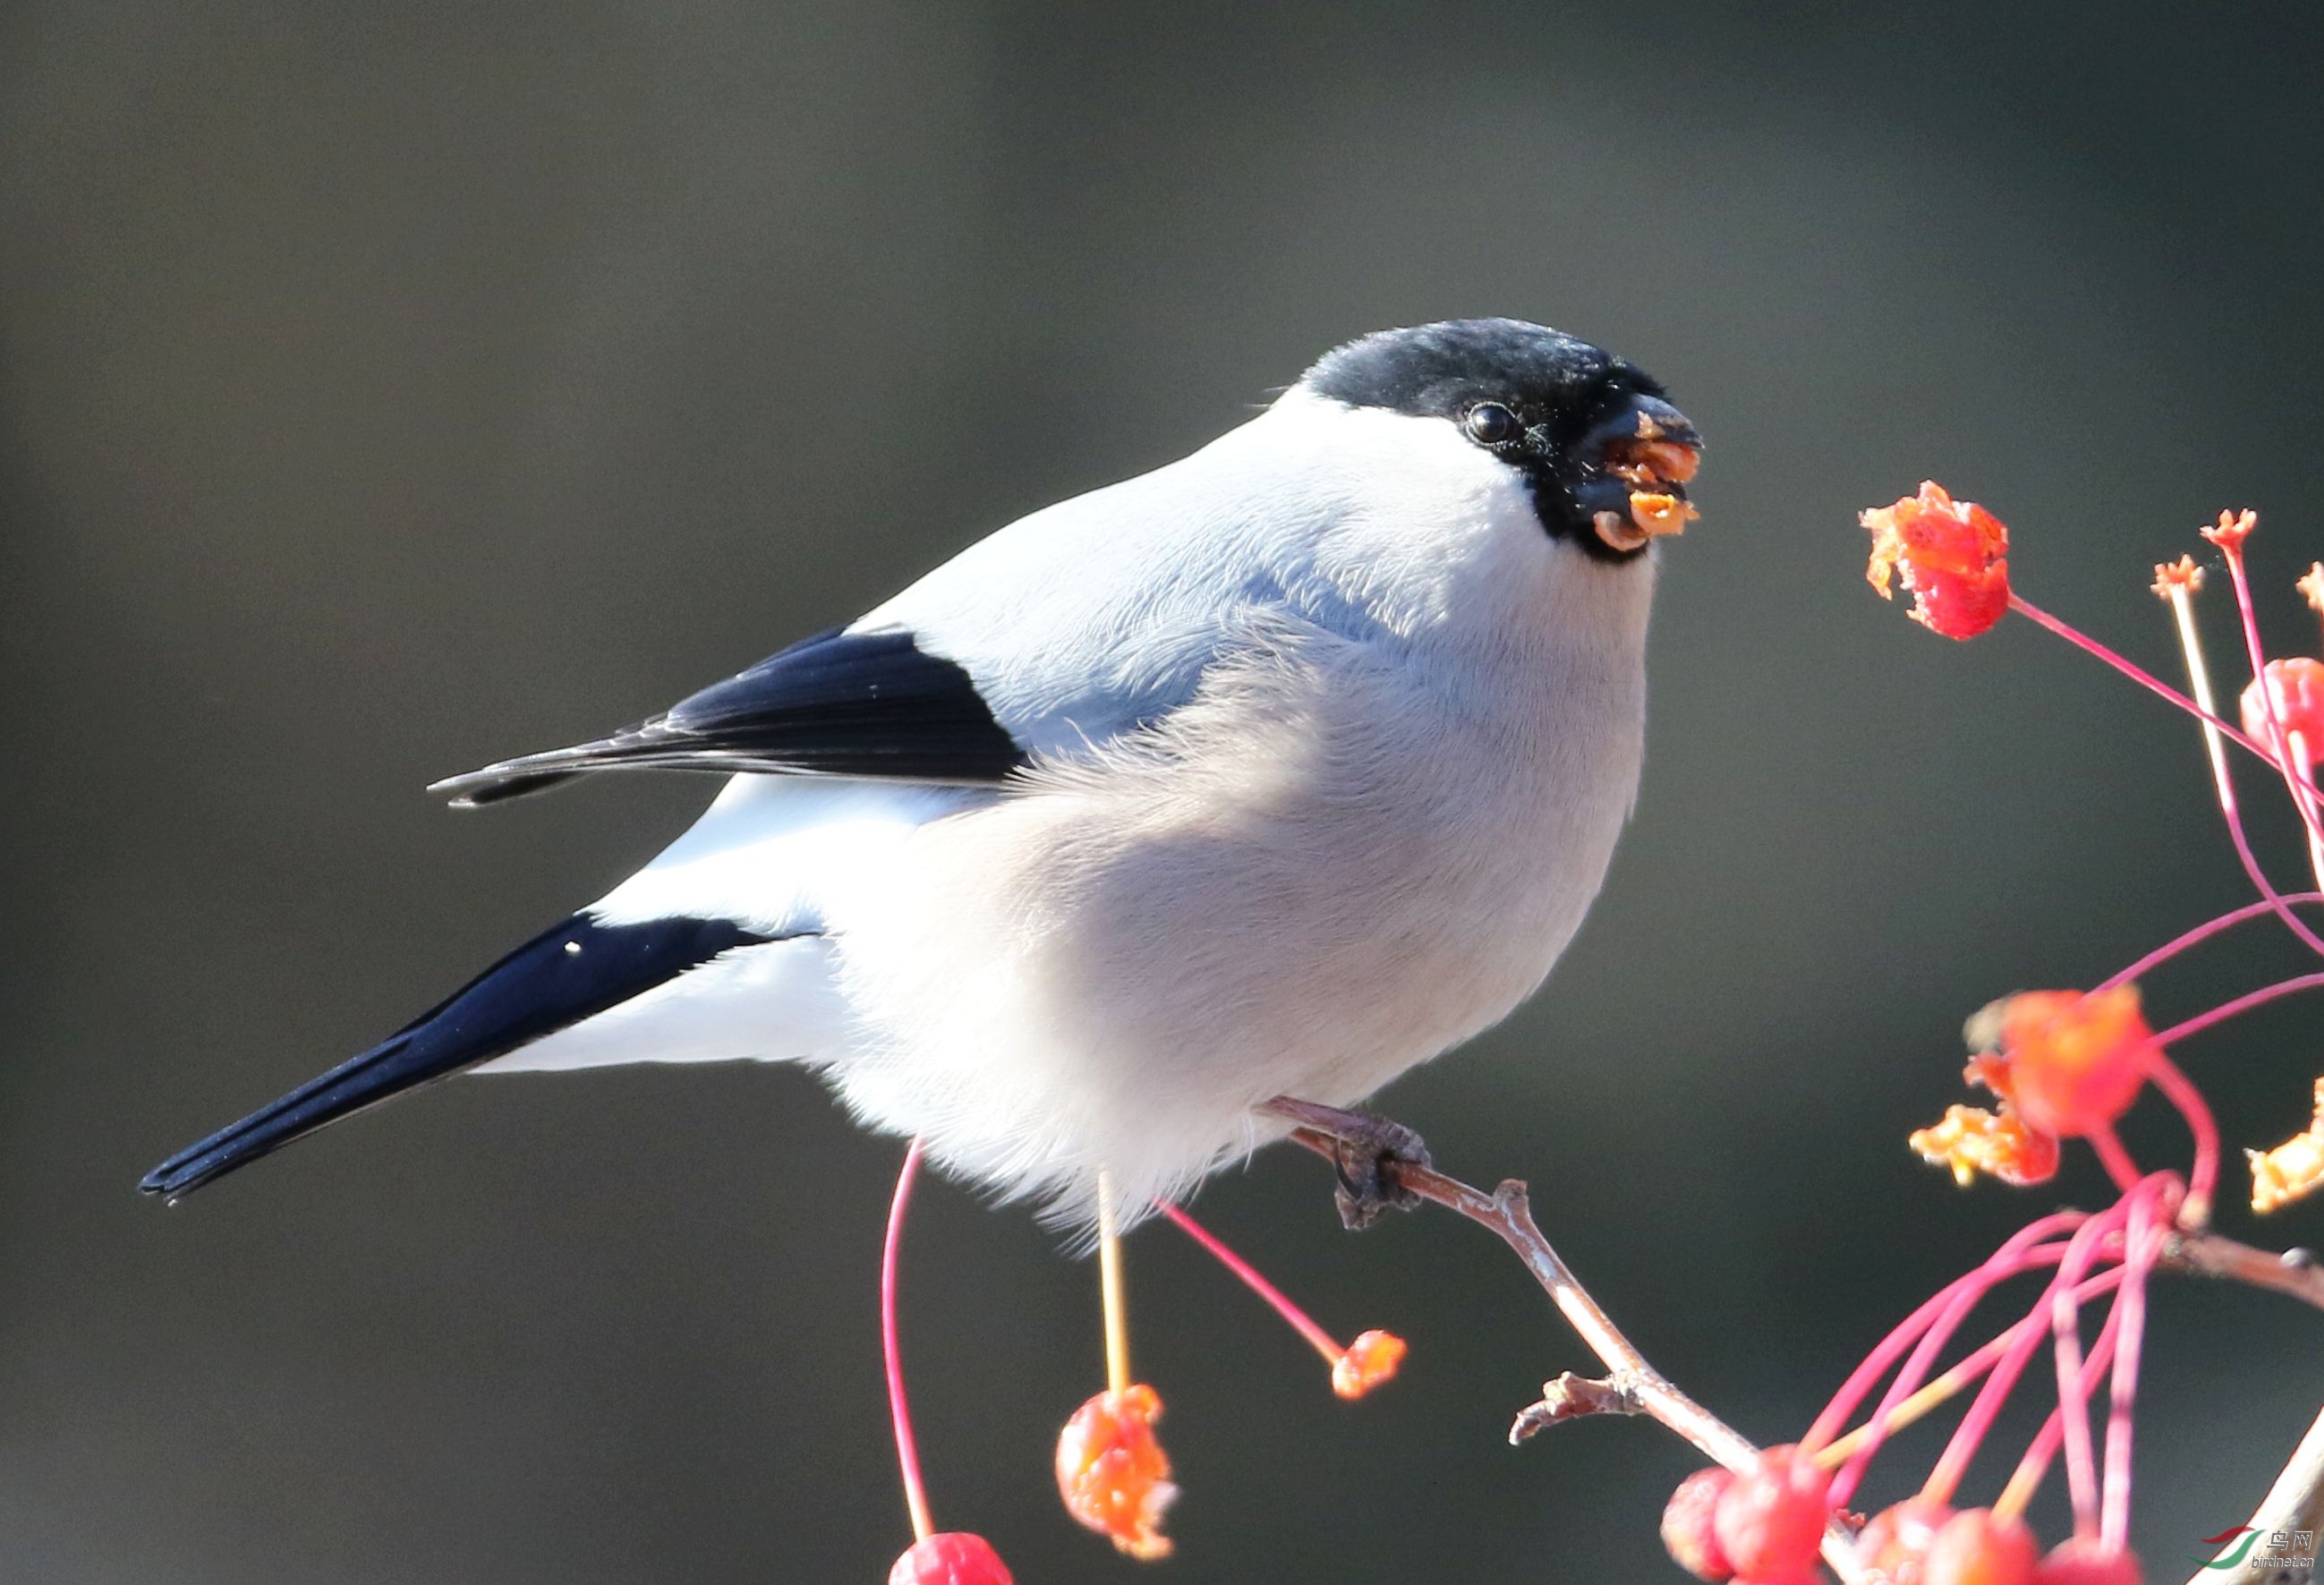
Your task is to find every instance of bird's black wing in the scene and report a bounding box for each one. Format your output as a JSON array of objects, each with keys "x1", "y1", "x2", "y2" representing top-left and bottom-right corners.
[{"x1": 429, "y1": 626, "x2": 1028, "y2": 806}]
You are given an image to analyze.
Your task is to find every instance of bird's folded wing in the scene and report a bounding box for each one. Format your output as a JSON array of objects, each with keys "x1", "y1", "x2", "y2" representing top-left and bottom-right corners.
[
  {"x1": 429, "y1": 626, "x2": 1029, "y2": 806},
  {"x1": 434, "y1": 422, "x2": 1358, "y2": 806}
]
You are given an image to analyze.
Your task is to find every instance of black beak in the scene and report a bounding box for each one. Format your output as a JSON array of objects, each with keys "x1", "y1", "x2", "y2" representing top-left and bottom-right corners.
[{"x1": 1579, "y1": 393, "x2": 1701, "y2": 454}]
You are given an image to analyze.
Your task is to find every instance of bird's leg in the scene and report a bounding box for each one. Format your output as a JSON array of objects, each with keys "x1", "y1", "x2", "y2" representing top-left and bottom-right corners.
[{"x1": 1261, "y1": 1097, "x2": 1433, "y2": 1231}]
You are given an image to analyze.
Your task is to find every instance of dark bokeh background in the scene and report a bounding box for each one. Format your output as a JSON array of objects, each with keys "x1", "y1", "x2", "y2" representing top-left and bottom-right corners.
[{"x1": 7, "y1": 4, "x2": 2324, "y2": 1580}]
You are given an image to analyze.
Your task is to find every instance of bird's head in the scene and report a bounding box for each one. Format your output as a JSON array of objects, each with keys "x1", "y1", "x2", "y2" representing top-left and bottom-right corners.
[{"x1": 1299, "y1": 318, "x2": 1701, "y2": 562}]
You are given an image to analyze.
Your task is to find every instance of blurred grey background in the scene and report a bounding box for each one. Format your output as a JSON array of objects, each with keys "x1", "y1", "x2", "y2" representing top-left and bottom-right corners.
[{"x1": 6, "y1": 3, "x2": 2324, "y2": 1580}]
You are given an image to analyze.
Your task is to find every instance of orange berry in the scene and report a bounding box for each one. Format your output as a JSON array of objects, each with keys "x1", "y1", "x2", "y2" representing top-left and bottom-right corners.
[
  {"x1": 1910, "y1": 1104, "x2": 2060, "y2": 1189},
  {"x1": 1855, "y1": 1496, "x2": 1957, "y2": 1584},
  {"x1": 1861, "y1": 481, "x2": 2011, "y2": 640},
  {"x1": 2033, "y1": 1537, "x2": 2144, "y2": 1585},
  {"x1": 1924, "y1": 1508, "x2": 2039, "y2": 1585},
  {"x1": 1055, "y1": 1385, "x2": 1178, "y2": 1561},
  {"x1": 1661, "y1": 1468, "x2": 1736, "y2": 1581},
  {"x1": 1331, "y1": 1329, "x2": 1407, "y2": 1400},
  {"x1": 1711, "y1": 1445, "x2": 1831, "y2": 1579},
  {"x1": 889, "y1": 1532, "x2": 1014, "y2": 1585}
]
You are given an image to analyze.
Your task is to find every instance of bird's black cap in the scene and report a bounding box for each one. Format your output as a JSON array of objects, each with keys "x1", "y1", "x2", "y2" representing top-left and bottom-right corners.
[
  {"x1": 1301, "y1": 318, "x2": 1699, "y2": 560},
  {"x1": 1301, "y1": 317, "x2": 1666, "y2": 427}
]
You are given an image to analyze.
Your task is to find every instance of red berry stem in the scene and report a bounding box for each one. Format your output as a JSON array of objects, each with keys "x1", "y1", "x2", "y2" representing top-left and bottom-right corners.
[
  {"x1": 2151, "y1": 971, "x2": 2324, "y2": 1048},
  {"x1": 2013, "y1": 590, "x2": 2324, "y2": 958},
  {"x1": 2007, "y1": 592, "x2": 2324, "y2": 797},
  {"x1": 2050, "y1": 1204, "x2": 2132, "y2": 1536},
  {"x1": 1924, "y1": 1255, "x2": 2123, "y2": 1506},
  {"x1": 2213, "y1": 532, "x2": 2324, "y2": 870},
  {"x1": 2084, "y1": 1126, "x2": 2144, "y2": 1197},
  {"x1": 2101, "y1": 1180, "x2": 2169, "y2": 1549},
  {"x1": 883, "y1": 1138, "x2": 935, "y2": 1542},
  {"x1": 1156, "y1": 1201, "x2": 1344, "y2": 1364},
  {"x1": 2138, "y1": 1050, "x2": 2220, "y2": 1220},
  {"x1": 1829, "y1": 1216, "x2": 2083, "y2": 1506},
  {"x1": 1803, "y1": 1213, "x2": 2082, "y2": 1457},
  {"x1": 2095, "y1": 893, "x2": 2324, "y2": 993},
  {"x1": 1996, "y1": 1267, "x2": 2127, "y2": 1521}
]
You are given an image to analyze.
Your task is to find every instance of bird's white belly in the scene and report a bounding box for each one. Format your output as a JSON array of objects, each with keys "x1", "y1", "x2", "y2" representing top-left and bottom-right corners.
[{"x1": 820, "y1": 621, "x2": 1645, "y2": 1225}]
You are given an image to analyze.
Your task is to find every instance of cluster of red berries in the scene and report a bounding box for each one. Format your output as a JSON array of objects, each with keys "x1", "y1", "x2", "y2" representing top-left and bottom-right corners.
[
  {"x1": 1645, "y1": 487, "x2": 2324, "y2": 1584},
  {"x1": 1662, "y1": 1449, "x2": 2142, "y2": 1585}
]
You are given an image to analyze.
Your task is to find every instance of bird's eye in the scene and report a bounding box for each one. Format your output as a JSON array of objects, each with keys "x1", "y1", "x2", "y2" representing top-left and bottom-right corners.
[{"x1": 1464, "y1": 402, "x2": 1519, "y2": 446}]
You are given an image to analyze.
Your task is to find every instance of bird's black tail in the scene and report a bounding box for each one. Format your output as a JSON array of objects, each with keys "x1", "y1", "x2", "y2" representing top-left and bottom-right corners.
[{"x1": 140, "y1": 912, "x2": 773, "y2": 1201}]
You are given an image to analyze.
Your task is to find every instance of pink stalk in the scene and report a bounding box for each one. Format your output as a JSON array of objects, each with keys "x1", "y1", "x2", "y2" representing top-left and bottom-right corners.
[
  {"x1": 2013, "y1": 591, "x2": 2324, "y2": 957},
  {"x1": 2101, "y1": 1180, "x2": 2169, "y2": 1549},
  {"x1": 1829, "y1": 1216, "x2": 2081, "y2": 1506},
  {"x1": 2292, "y1": 729, "x2": 2324, "y2": 882},
  {"x1": 2153, "y1": 971, "x2": 2324, "y2": 1046},
  {"x1": 2086, "y1": 1125, "x2": 2143, "y2": 1196},
  {"x1": 1922, "y1": 1265, "x2": 2128, "y2": 1504},
  {"x1": 1157, "y1": 1201, "x2": 1344, "y2": 1365},
  {"x1": 2214, "y1": 773, "x2": 2324, "y2": 958},
  {"x1": 2050, "y1": 1201, "x2": 2132, "y2": 1536},
  {"x1": 883, "y1": 1138, "x2": 933, "y2": 1542},
  {"x1": 1996, "y1": 1297, "x2": 2126, "y2": 1521},
  {"x1": 1801, "y1": 1216, "x2": 2081, "y2": 1454},
  {"x1": 2141, "y1": 1050, "x2": 2221, "y2": 1222},
  {"x1": 2007, "y1": 592, "x2": 2321, "y2": 791},
  {"x1": 2216, "y1": 539, "x2": 2324, "y2": 877},
  {"x1": 2160, "y1": 583, "x2": 2324, "y2": 959},
  {"x1": 2095, "y1": 892, "x2": 2324, "y2": 993}
]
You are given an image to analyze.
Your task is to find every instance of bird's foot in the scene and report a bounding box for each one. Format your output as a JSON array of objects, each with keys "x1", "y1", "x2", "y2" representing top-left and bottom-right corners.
[{"x1": 1262, "y1": 1097, "x2": 1433, "y2": 1231}]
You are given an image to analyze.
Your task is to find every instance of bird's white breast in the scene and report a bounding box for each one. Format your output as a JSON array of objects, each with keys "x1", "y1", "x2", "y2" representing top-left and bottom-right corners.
[{"x1": 821, "y1": 423, "x2": 1656, "y2": 1226}]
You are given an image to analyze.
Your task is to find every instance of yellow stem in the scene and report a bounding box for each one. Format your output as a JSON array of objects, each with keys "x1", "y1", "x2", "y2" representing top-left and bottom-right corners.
[
  {"x1": 1097, "y1": 1172, "x2": 1131, "y2": 1394},
  {"x1": 1991, "y1": 1461, "x2": 2039, "y2": 1523},
  {"x1": 1812, "y1": 1362, "x2": 1979, "y2": 1470},
  {"x1": 2170, "y1": 586, "x2": 2235, "y2": 800}
]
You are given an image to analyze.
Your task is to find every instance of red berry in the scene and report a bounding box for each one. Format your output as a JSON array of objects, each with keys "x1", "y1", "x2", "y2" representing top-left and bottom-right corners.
[
  {"x1": 1985, "y1": 987, "x2": 2154, "y2": 1139},
  {"x1": 1855, "y1": 1496, "x2": 1956, "y2": 1584},
  {"x1": 1661, "y1": 1468, "x2": 1736, "y2": 1581},
  {"x1": 1054, "y1": 1385, "x2": 1176, "y2": 1560},
  {"x1": 1711, "y1": 1445, "x2": 1832, "y2": 1578},
  {"x1": 1924, "y1": 1508, "x2": 2039, "y2": 1585},
  {"x1": 889, "y1": 1531, "x2": 1014, "y2": 1585},
  {"x1": 2243, "y1": 656, "x2": 2324, "y2": 764},
  {"x1": 2033, "y1": 1537, "x2": 2144, "y2": 1585},
  {"x1": 1860, "y1": 481, "x2": 2011, "y2": 640}
]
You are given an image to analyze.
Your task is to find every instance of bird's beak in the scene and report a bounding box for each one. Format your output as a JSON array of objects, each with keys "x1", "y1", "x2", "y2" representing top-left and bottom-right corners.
[{"x1": 1582, "y1": 396, "x2": 1702, "y2": 554}]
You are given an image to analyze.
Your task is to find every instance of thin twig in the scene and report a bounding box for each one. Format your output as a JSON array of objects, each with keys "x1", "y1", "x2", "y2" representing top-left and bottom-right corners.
[
  {"x1": 1273, "y1": 1121, "x2": 1873, "y2": 1583},
  {"x1": 1271, "y1": 1113, "x2": 2324, "y2": 1584},
  {"x1": 2165, "y1": 1231, "x2": 2324, "y2": 1310}
]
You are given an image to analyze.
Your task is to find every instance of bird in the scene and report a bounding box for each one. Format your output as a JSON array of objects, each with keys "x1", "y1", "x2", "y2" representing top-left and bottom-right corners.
[{"x1": 139, "y1": 317, "x2": 1702, "y2": 1232}]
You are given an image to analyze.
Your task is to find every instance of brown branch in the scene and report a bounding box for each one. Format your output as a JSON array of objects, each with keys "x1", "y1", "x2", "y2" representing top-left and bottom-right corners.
[
  {"x1": 2165, "y1": 1230, "x2": 2324, "y2": 1310},
  {"x1": 1272, "y1": 1120, "x2": 1875, "y2": 1583},
  {"x1": 1509, "y1": 1371, "x2": 1647, "y2": 1443},
  {"x1": 1270, "y1": 1109, "x2": 2324, "y2": 1585}
]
